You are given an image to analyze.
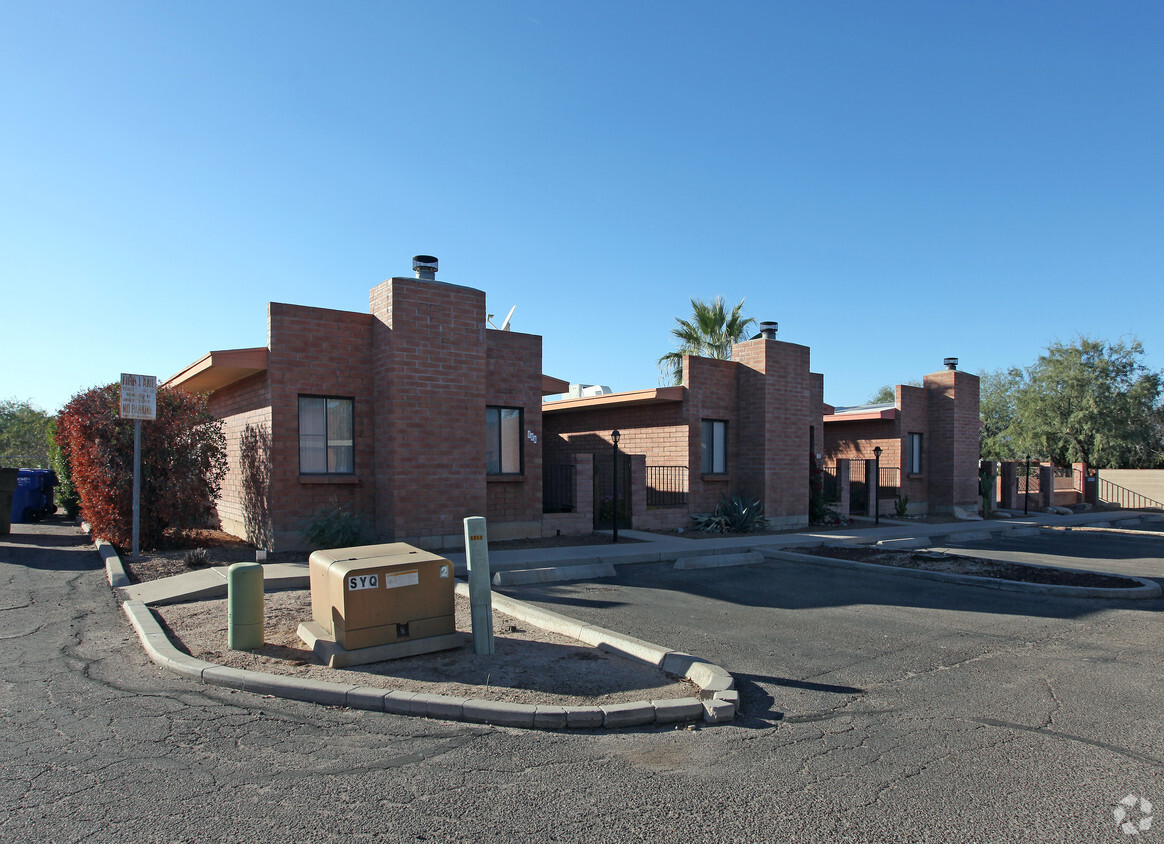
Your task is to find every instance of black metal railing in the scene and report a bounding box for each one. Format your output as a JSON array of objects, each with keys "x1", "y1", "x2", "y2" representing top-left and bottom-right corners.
[
  {"x1": 542, "y1": 464, "x2": 576, "y2": 513},
  {"x1": 646, "y1": 465, "x2": 688, "y2": 507},
  {"x1": 1096, "y1": 477, "x2": 1164, "y2": 510},
  {"x1": 820, "y1": 464, "x2": 840, "y2": 502},
  {"x1": 876, "y1": 466, "x2": 900, "y2": 500}
]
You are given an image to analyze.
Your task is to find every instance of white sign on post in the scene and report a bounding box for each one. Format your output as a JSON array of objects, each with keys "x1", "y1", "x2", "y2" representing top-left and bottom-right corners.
[{"x1": 120, "y1": 373, "x2": 157, "y2": 420}]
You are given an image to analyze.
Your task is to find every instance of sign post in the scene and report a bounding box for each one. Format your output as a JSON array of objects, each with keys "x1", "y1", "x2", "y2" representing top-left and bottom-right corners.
[{"x1": 120, "y1": 374, "x2": 157, "y2": 559}]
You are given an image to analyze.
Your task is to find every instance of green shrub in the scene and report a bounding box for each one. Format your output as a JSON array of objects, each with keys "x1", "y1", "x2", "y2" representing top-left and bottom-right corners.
[
  {"x1": 302, "y1": 499, "x2": 367, "y2": 549},
  {"x1": 894, "y1": 494, "x2": 910, "y2": 518},
  {"x1": 55, "y1": 384, "x2": 227, "y2": 549},
  {"x1": 46, "y1": 420, "x2": 80, "y2": 519},
  {"x1": 690, "y1": 493, "x2": 768, "y2": 534},
  {"x1": 183, "y1": 547, "x2": 210, "y2": 566}
]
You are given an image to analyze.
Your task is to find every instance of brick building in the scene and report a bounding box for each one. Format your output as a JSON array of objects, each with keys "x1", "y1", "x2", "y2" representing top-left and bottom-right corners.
[
  {"x1": 165, "y1": 258, "x2": 570, "y2": 551},
  {"x1": 821, "y1": 361, "x2": 981, "y2": 515},
  {"x1": 167, "y1": 259, "x2": 981, "y2": 548},
  {"x1": 542, "y1": 334, "x2": 825, "y2": 531}
]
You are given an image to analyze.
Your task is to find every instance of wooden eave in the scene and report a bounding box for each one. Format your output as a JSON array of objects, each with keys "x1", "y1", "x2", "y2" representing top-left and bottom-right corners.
[
  {"x1": 163, "y1": 348, "x2": 269, "y2": 394},
  {"x1": 543, "y1": 386, "x2": 686, "y2": 414},
  {"x1": 541, "y1": 374, "x2": 571, "y2": 396}
]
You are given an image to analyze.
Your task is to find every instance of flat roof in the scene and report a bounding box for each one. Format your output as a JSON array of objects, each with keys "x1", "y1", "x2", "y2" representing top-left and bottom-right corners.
[
  {"x1": 823, "y1": 402, "x2": 898, "y2": 423},
  {"x1": 543, "y1": 386, "x2": 685, "y2": 414},
  {"x1": 163, "y1": 348, "x2": 269, "y2": 394}
]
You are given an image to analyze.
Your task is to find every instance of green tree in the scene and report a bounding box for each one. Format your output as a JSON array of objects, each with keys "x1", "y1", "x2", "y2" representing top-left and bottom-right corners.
[
  {"x1": 1012, "y1": 337, "x2": 1163, "y2": 469},
  {"x1": 0, "y1": 398, "x2": 53, "y2": 468},
  {"x1": 658, "y1": 296, "x2": 756, "y2": 385},
  {"x1": 867, "y1": 380, "x2": 921, "y2": 404},
  {"x1": 978, "y1": 366, "x2": 1025, "y2": 461}
]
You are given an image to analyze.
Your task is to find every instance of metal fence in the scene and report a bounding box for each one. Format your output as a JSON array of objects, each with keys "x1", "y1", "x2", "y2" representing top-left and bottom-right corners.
[
  {"x1": 1096, "y1": 477, "x2": 1164, "y2": 510},
  {"x1": 646, "y1": 465, "x2": 688, "y2": 508},
  {"x1": 542, "y1": 464, "x2": 576, "y2": 513}
]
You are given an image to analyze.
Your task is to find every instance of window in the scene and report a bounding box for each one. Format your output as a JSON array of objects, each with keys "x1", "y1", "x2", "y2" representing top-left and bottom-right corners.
[
  {"x1": 299, "y1": 396, "x2": 354, "y2": 474},
  {"x1": 486, "y1": 406, "x2": 523, "y2": 474},
  {"x1": 701, "y1": 419, "x2": 728, "y2": 474},
  {"x1": 907, "y1": 432, "x2": 923, "y2": 474}
]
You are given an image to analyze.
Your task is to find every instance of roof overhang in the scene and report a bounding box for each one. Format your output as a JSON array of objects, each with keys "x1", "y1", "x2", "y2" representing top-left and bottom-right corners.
[
  {"x1": 543, "y1": 386, "x2": 685, "y2": 414},
  {"x1": 541, "y1": 374, "x2": 570, "y2": 396},
  {"x1": 823, "y1": 407, "x2": 899, "y2": 423},
  {"x1": 163, "y1": 348, "x2": 269, "y2": 394}
]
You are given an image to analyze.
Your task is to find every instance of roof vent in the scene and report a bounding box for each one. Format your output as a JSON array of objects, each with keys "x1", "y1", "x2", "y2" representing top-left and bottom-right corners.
[
  {"x1": 759, "y1": 321, "x2": 779, "y2": 340},
  {"x1": 412, "y1": 255, "x2": 438, "y2": 280},
  {"x1": 944, "y1": 357, "x2": 959, "y2": 370}
]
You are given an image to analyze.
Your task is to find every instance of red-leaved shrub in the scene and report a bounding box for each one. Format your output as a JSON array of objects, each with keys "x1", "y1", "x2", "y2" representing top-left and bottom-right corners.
[{"x1": 55, "y1": 384, "x2": 227, "y2": 549}]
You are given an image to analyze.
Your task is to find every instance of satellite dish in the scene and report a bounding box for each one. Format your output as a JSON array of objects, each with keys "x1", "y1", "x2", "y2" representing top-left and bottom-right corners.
[{"x1": 499, "y1": 305, "x2": 516, "y2": 331}]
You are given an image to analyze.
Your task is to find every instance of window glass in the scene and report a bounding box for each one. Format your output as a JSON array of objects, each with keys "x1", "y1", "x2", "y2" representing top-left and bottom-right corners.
[
  {"x1": 701, "y1": 419, "x2": 727, "y2": 474},
  {"x1": 299, "y1": 397, "x2": 327, "y2": 473},
  {"x1": 908, "y1": 433, "x2": 923, "y2": 474},
  {"x1": 327, "y1": 398, "x2": 354, "y2": 473},
  {"x1": 500, "y1": 408, "x2": 522, "y2": 473},
  {"x1": 299, "y1": 396, "x2": 353, "y2": 474},
  {"x1": 486, "y1": 406, "x2": 523, "y2": 475}
]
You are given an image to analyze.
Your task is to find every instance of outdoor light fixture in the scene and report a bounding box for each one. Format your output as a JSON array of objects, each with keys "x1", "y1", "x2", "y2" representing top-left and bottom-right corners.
[
  {"x1": 873, "y1": 446, "x2": 883, "y2": 526},
  {"x1": 944, "y1": 357, "x2": 959, "y2": 370},
  {"x1": 611, "y1": 430, "x2": 621, "y2": 544}
]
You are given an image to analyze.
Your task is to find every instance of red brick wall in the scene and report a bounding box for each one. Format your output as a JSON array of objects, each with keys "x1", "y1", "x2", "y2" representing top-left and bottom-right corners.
[
  {"x1": 266, "y1": 302, "x2": 376, "y2": 550},
  {"x1": 370, "y1": 278, "x2": 488, "y2": 547},
  {"x1": 924, "y1": 369, "x2": 981, "y2": 511},
  {"x1": 896, "y1": 385, "x2": 929, "y2": 509},
  {"x1": 485, "y1": 329, "x2": 544, "y2": 537},
  {"x1": 733, "y1": 338, "x2": 813, "y2": 526},
  {"x1": 207, "y1": 372, "x2": 271, "y2": 543},
  {"x1": 683, "y1": 357, "x2": 739, "y2": 513}
]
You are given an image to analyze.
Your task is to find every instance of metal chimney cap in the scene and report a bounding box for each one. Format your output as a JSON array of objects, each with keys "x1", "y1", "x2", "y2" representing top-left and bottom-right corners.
[
  {"x1": 759, "y1": 321, "x2": 779, "y2": 340},
  {"x1": 944, "y1": 357, "x2": 959, "y2": 370},
  {"x1": 412, "y1": 255, "x2": 438, "y2": 279}
]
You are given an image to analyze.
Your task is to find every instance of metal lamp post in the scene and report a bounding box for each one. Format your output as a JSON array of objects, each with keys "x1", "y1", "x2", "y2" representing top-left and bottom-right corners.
[
  {"x1": 611, "y1": 430, "x2": 621, "y2": 543},
  {"x1": 1024, "y1": 454, "x2": 1031, "y2": 515},
  {"x1": 873, "y1": 446, "x2": 882, "y2": 525}
]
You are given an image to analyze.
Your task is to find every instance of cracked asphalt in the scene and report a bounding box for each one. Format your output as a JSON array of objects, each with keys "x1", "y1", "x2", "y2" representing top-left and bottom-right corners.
[{"x1": 3, "y1": 519, "x2": 1162, "y2": 842}]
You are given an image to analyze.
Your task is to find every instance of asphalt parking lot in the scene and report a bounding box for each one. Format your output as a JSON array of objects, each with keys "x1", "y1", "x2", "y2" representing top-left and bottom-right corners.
[{"x1": 3, "y1": 519, "x2": 1162, "y2": 843}]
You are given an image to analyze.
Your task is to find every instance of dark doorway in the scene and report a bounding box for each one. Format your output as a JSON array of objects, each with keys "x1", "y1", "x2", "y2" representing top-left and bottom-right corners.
[{"x1": 593, "y1": 452, "x2": 631, "y2": 530}]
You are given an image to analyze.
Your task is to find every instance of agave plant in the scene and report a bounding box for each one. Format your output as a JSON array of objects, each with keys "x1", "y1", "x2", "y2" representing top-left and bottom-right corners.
[{"x1": 690, "y1": 492, "x2": 768, "y2": 534}]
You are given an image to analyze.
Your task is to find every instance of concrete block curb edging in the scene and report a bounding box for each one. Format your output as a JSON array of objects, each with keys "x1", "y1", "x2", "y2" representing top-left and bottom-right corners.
[{"x1": 110, "y1": 537, "x2": 736, "y2": 729}]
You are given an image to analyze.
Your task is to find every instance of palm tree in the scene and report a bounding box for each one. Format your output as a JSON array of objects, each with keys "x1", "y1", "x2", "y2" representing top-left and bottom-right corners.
[{"x1": 657, "y1": 296, "x2": 756, "y2": 385}]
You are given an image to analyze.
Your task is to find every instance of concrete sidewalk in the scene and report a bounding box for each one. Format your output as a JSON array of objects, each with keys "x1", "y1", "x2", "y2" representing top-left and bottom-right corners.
[{"x1": 114, "y1": 508, "x2": 1147, "y2": 605}]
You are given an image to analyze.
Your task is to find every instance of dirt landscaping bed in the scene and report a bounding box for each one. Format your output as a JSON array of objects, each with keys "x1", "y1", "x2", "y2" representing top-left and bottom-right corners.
[
  {"x1": 155, "y1": 588, "x2": 697, "y2": 708},
  {"x1": 788, "y1": 544, "x2": 1140, "y2": 589}
]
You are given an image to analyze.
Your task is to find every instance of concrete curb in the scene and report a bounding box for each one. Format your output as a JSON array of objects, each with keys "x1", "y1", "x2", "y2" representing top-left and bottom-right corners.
[
  {"x1": 491, "y1": 562, "x2": 616, "y2": 586},
  {"x1": 674, "y1": 551, "x2": 763, "y2": 571},
  {"x1": 81, "y1": 522, "x2": 131, "y2": 589},
  {"x1": 760, "y1": 548, "x2": 1162, "y2": 600},
  {"x1": 110, "y1": 545, "x2": 735, "y2": 730}
]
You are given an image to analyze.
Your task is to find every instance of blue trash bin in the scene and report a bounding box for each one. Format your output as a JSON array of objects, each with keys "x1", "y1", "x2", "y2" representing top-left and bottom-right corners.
[{"x1": 11, "y1": 469, "x2": 58, "y2": 523}]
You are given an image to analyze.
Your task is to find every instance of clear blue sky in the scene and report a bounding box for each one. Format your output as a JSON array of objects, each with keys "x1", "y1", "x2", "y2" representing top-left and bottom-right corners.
[{"x1": 4, "y1": 1, "x2": 1162, "y2": 414}]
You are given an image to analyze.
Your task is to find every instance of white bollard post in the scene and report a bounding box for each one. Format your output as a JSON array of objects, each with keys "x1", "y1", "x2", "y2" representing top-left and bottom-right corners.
[{"x1": 463, "y1": 516, "x2": 494, "y2": 655}]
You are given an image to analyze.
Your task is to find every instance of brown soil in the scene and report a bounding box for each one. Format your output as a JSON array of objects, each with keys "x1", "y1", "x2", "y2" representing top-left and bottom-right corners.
[
  {"x1": 156, "y1": 589, "x2": 697, "y2": 707},
  {"x1": 790, "y1": 545, "x2": 1140, "y2": 589}
]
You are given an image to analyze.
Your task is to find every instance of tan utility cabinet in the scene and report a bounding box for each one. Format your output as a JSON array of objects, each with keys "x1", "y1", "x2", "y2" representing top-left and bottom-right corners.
[{"x1": 309, "y1": 543, "x2": 455, "y2": 651}]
